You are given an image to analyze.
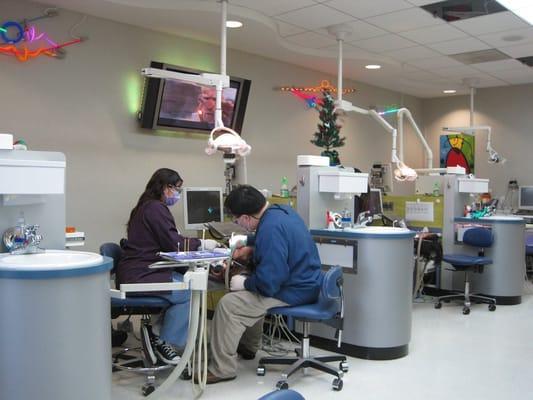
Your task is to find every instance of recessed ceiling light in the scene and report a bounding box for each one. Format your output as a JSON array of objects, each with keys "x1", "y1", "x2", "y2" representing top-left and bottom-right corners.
[
  {"x1": 226, "y1": 20, "x2": 243, "y2": 28},
  {"x1": 502, "y1": 34, "x2": 524, "y2": 42},
  {"x1": 443, "y1": 89, "x2": 456, "y2": 94},
  {"x1": 365, "y1": 64, "x2": 381, "y2": 70}
]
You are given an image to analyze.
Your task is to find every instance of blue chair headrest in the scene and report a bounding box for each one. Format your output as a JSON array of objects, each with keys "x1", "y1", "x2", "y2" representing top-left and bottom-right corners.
[
  {"x1": 257, "y1": 389, "x2": 305, "y2": 400},
  {"x1": 320, "y1": 265, "x2": 343, "y2": 301},
  {"x1": 99, "y1": 242, "x2": 123, "y2": 272},
  {"x1": 463, "y1": 228, "x2": 493, "y2": 248}
]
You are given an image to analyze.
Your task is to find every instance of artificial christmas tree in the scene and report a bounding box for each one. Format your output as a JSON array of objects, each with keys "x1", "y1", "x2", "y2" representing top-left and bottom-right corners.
[{"x1": 311, "y1": 90, "x2": 345, "y2": 166}]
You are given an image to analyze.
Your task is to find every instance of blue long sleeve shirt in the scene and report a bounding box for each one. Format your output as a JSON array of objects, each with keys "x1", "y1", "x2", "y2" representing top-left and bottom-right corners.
[{"x1": 244, "y1": 205, "x2": 323, "y2": 306}]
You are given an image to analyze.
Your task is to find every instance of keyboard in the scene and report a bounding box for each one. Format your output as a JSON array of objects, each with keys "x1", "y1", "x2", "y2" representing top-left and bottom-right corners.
[{"x1": 515, "y1": 210, "x2": 533, "y2": 215}]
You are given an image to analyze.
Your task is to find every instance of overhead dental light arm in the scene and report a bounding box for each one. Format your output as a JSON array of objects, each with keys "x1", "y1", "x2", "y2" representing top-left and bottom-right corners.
[
  {"x1": 397, "y1": 108, "x2": 433, "y2": 169},
  {"x1": 443, "y1": 125, "x2": 506, "y2": 164},
  {"x1": 329, "y1": 24, "x2": 416, "y2": 182}
]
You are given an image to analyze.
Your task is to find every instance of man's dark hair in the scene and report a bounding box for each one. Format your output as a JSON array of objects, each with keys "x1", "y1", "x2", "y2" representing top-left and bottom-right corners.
[{"x1": 224, "y1": 185, "x2": 266, "y2": 217}]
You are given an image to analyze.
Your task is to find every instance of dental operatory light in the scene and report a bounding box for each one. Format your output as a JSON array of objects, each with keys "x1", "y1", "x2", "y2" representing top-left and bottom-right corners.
[
  {"x1": 365, "y1": 64, "x2": 381, "y2": 70},
  {"x1": 496, "y1": 1, "x2": 533, "y2": 25},
  {"x1": 226, "y1": 20, "x2": 243, "y2": 28},
  {"x1": 140, "y1": 0, "x2": 250, "y2": 195},
  {"x1": 328, "y1": 23, "x2": 417, "y2": 182}
]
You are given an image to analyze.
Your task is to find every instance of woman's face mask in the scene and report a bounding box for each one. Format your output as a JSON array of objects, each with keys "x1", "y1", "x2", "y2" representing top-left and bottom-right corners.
[{"x1": 165, "y1": 189, "x2": 181, "y2": 207}]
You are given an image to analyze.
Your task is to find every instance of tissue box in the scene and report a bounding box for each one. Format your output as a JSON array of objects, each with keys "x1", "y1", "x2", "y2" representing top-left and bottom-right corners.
[{"x1": 0, "y1": 133, "x2": 13, "y2": 149}]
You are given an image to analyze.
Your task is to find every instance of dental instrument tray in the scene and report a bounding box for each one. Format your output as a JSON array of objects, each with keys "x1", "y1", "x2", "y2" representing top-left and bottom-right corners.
[{"x1": 157, "y1": 248, "x2": 231, "y2": 264}]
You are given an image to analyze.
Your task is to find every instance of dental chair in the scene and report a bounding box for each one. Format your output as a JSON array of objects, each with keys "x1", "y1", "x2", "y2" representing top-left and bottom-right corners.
[
  {"x1": 434, "y1": 227, "x2": 497, "y2": 315},
  {"x1": 257, "y1": 266, "x2": 347, "y2": 392},
  {"x1": 100, "y1": 242, "x2": 173, "y2": 397}
]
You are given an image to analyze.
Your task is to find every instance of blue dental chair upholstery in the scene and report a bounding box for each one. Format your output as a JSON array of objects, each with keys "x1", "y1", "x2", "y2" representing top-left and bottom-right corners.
[
  {"x1": 435, "y1": 228, "x2": 497, "y2": 315},
  {"x1": 258, "y1": 389, "x2": 305, "y2": 400},
  {"x1": 100, "y1": 242, "x2": 172, "y2": 397},
  {"x1": 257, "y1": 266, "x2": 347, "y2": 392}
]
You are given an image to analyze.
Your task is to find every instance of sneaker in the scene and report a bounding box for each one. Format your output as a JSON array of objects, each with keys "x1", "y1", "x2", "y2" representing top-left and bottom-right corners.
[
  {"x1": 154, "y1": 339, "x2": 180, "y2": 365},
  {"x1": 140, "y1": 324, "x2": 158, "y2": 365}
]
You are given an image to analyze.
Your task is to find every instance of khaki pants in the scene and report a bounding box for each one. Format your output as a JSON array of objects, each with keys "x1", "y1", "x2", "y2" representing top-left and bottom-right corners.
[{"x1": 209, "y1": 290, "x2": 287, "y2": 378}]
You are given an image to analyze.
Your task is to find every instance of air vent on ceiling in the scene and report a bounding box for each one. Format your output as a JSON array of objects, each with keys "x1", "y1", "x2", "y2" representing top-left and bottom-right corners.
[
  {"x1": 449, "y1": 49, "x2": 510, "y2": 64},
  {"x1": 517, "y1": 56, "x2": 533, "y2": 67},
  {"x1": 422, "y1": 0, "x2": 506, "y2": 22}
]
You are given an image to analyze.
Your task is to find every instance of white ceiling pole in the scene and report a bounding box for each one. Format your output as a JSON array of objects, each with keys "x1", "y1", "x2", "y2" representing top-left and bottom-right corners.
[
  {"x1": 337, "y1": 37, "x2": 343, "y2": 103},
  {"x1": 470, "y1": 86, "x2": 475, "y2": 127},
  {"x1": 215, "y1": 0, "x2": 228, "y2": 129}
]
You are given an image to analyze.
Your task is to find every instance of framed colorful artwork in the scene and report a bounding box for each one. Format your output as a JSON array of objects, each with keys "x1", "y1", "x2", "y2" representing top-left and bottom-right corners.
[{"x1": 440, "y1": 134, "x2": 475, "y2": 174}]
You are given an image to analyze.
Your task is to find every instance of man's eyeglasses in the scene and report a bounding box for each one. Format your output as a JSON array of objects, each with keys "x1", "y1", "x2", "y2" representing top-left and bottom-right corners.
[{"x1": 202, "y1": 96, "x2": 216, "y2": 101}]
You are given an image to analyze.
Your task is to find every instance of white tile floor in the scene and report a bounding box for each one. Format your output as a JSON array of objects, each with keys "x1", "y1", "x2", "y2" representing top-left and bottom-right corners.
[{"x1": 113, "y1": 288, "x2": 533, "y2": 400}]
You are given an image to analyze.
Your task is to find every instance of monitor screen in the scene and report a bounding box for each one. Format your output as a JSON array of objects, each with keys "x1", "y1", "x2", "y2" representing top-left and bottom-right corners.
[
  {"x1": 139, "y1": 61, "x2": 251, "y2": 134},
  {"x1": 519, "y1": 186, "x2": 533, "y2": 210},
  {"x1": 354, "y1": 188, "x2": 383, "y2": 217},
  {"x1": 183, "y1": 187, "x2": 224, "y2": 230}
]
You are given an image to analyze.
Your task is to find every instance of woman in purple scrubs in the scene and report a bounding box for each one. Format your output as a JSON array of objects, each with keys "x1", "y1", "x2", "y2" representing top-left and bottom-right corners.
[{"x1": 117, "y1": 168, "x2": 214, "y2": 365}]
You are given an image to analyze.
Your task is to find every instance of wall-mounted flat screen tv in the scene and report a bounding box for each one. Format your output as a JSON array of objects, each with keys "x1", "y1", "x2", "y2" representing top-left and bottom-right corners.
[{"x1": 139, "y1": 61, "x2": 251, "y2": 133}]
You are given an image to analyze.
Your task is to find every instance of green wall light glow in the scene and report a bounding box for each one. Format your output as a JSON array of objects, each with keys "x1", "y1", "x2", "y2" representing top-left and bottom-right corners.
[{"x1": 125, "y1": 73, "x2": 142, "y2": 115}]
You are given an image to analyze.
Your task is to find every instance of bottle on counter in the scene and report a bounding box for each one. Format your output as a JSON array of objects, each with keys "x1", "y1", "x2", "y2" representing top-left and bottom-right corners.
[
  {"x1": 280, "y1": 176, "x2": 289, "y2": 198},
  {"x1": 13, "y1": 212, "x2": 26, "y2": 248}
]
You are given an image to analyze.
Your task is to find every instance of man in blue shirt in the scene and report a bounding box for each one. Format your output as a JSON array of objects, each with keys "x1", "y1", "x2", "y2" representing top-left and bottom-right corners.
[{"x1": 206, "y1": 185, "x2": 323, "y2": 384}]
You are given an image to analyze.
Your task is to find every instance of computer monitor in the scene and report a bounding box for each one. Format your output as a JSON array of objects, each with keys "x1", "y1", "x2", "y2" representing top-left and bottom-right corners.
[
  {"x1": 518, "y1": 186, "x2": 533, "y2": 211},
  {"x1": 354, "y1": 188, "x2": 383, "y2": 217},
  {"x1": 183, "y1": 187, "x2": 224, "y2": 230},
  {"x1": 368, "y1": 188, "x2": 383, "y2": 215}
]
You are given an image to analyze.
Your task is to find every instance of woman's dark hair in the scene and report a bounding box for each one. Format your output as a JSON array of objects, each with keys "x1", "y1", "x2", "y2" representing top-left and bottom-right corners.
[
  {"x1": 224, "y1": 185, "x2": 266, "y2": 217},
  {"x1": 127, "y1": 168, "x2": 183, "y2": 231}
]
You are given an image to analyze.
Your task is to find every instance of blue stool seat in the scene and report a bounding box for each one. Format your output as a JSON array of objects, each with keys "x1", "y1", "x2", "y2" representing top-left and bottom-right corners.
[
  {"x1": 111, "y1": 296, "x2": 171, "y2": 308},
  {"x1": 258, "y1": 389, "x2": 305, "y2": 400},
  {"x1": 442, "y1": 254, "x2": 493, "y2": 267},
  {"x1": 268, "y1": 301, "x2": 338, "y2": 322}
]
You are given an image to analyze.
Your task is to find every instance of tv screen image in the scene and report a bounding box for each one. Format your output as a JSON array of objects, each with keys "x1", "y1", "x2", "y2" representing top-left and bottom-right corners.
[
  {"x1": 519, "y1": 186, "x2": 533, "y2": 211},
  {"x1": 183, "y1": 187, "x2": 224, "y2": 230},
  {"x1": 140, "y1": 61, "x2": 251, "y2": 133}
]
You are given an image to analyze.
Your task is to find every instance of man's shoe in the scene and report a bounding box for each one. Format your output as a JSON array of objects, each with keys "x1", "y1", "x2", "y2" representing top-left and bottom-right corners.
[
  {"x1": 154, "y1": 340, "x2": 180, "y2": 365},
  {"x1": 194, "y1": 371, "x2": 236, "y2": 385},
  {"x1": 140, "y1": 325, "x2": 158, "y2": 365},
  {"x1": 237, "y1": 344, "x2": 256, "y2": 360}
]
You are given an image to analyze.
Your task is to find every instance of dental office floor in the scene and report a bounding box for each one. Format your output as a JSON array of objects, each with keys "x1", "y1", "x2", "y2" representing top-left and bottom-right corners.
[{"x1": 113, "y1": 286, "x2": 533, "y2": 400}]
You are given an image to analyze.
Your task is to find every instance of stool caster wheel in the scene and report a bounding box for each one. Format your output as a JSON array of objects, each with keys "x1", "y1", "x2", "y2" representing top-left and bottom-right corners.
[
  {"x1": 462, "y1": 307, "x2": 470, "y2": 315},
  {"x1": 257, "y1": 366, "x2": 265, "y2": 376},
  {"x1": 489, "y1": 304, "x2": 496, "y2": 311},
  {"x1": 332, "y1": 378, "x2": 343, "y2": 391},
  {"x1": 339, "y1": 361, "x2": 349, "y2": 373},
  {"x1": 434, "y1": 302, "x2": 442, "y2": 309},
  {"x1": 276, "y1": 380, "x2": 289, "y2": 390},
  {"x1": 142, "y1": 384, "x2": 155, "y2": 397}
]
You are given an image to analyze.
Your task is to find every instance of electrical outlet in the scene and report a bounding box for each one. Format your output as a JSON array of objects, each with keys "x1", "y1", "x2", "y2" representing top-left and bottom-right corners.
[{"x1": 117, "y1": 319, "x2": 133, "y2": 333}]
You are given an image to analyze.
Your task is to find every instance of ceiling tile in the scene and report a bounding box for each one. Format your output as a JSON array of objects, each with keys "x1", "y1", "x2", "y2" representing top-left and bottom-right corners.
[
  {"x1": 383, "y1": 45, "x2": 441, "y2": 61},
  {"x1": 317, "y1": 19, "x2": 387, "y2": 41},
  {"x1": 433, "y1": 65, "x2": 481, "y2": 78},
  {"x1": 275, "y1": 4, "x2": 355, "y2": 30},
  {"x1": 285, "y1": 31, "x2": 338, "y2": 49},
  {"x1": 366, "y1": 7, "x2": 443, "y2": 33},
  {"x1": 471, "y1": 59, "x2": 527, "y2": 72},
  {"x1": 276, "y1": 21, "x2": 307, "y2": 37},
  {"x1": 428, "y1": 37, "x2": 491, "y2": 55},
  {"x1": 405, "y1": 0, "x2": 438, "y2": 5},
  {"x1": 471, "y1": 77, "x2": 508, "y2": 88},
  {"x1": 488, "y1": 67, "x2": 533, "y2": 81},
  {"x1": 406, "y1": 55, "x2": 464, "y2": 69},
  {"x1": 451, "y1": 11, "x2": 529, "y2": 36},
  {"x1": 230, "y1": 0, "x2": 316, "y2": 17},
  {"x1": 399, "y1": 24, "x2": 469, "y2": 45},
  {"x1": 324, "y1": 0, "x2": 413, "y2": 19},
  {"x1": 351, "y1": 34, "x2": 416, "y2": 53},
  {"x1": 478, "y1": 27, "x2": 533, "y2": 48},
  {"x1": 499, "y1": 42, "x2": 533, "y2": 58}
]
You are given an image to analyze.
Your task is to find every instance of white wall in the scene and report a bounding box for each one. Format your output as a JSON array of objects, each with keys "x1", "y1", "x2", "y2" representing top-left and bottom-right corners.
[
  {"x1": 422, "y1": 84, "x2": 533, "y2": 200},
  {"x1": 1, "y1": 1, "x2": 424, "y2": 251}
]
